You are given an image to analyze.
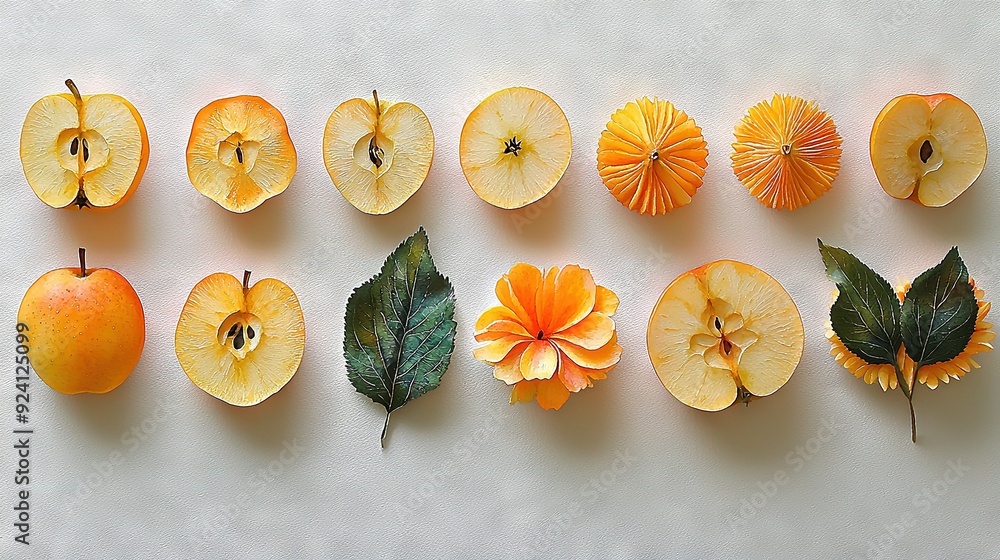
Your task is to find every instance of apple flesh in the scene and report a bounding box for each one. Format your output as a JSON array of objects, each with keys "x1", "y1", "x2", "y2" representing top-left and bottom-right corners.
[
  {"x1": 323, "y1": 90, "x2": 434, "y2": 215},
  {"x1": 17, "y1": 249, "x2": 145, "y2": 394},
  {"x1": 20, "y1": 80, "x2": 149, "y2": 210},
  {"x1": 870, "y1": 93, "x2": 986, "y2": 207}
]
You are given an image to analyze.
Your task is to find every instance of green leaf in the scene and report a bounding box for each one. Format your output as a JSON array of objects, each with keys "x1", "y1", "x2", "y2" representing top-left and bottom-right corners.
[
  {"x1": 344, "y1": 228, "x2": 457, "y2": 446},
  {"x1": 900, "y1": 247, "x2": 977, "y2": 368},
  {"x1": 818, "y1": 240, "x2": 901, "y2": 365}
]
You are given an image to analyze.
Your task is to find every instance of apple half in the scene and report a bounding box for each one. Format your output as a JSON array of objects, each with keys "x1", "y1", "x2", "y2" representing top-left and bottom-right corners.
[
  {"x1": 20, "y1": 80, "x2": 149, "y2": 210},
  {"x1": 323, "y1": 90, "x2": 434, "y2": 215},
  {"x1": 647, "y1": 260, "x2": 803, "y2": 411},
  {"x1": 870, "y1": 93, "x2": 986, "y2": 207}
]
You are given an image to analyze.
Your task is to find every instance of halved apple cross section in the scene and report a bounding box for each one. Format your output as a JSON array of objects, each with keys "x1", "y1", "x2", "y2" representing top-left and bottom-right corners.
[
  {"x1": 186, "y1": 95, "x2": 297, "y2": 213},
  {"x1": 647, "y1": 260, "x2": 803, "y2": 411},
  {"x1": 175, "y1": 271, "x2": 305, "y2": 406},
  {"x1": 20, "y1": 79, "x2": 149, "y2": 210},
  {"x1": 323, "y1": 90, "x2": 434, "y2": 214},
  {"x1": 870, "y1": 93, "x2": 987, "y2": 207}
]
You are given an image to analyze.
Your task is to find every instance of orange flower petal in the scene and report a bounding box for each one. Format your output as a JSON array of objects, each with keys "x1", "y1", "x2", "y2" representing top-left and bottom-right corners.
[
  {"x1": 557, "y1": 357, "x2": 608, "y2": 392},
  {"x1": 520, "y1": 340, "x2": 559, "y2": 380},
  {"x1": 473, "y1": 334, "x2": 531, "y2": 363},
  {"x1": 493, "y1": 341, "x2": 530, "y2": 384},
  {"x1": 554, "y1": 332, "x2": 622, "y2": 370},
  {"x1": 505, "y1": 263, "x2": 543, "y2": 333},
  {"x1": 510, "y1": 379, "x2": 538, "y2": 404},
  {"x1": 476, "y1": 319, "x2": 532, "y2": 339},
  {"x1": 550, "y1": 312, "x2": 614, "y2": 350},
  {"x1": 540, "y1": 265, "x2": 597, "y2": 334},
  {"x1": 535, "y1": 377, "x2": 571, "y2": 410},
  {"x1": 594, "y1": 285, "x2": 619, "y2": 316},
  {"x1": 474, "y1": 305, "x2": 521, "y2": 333},
  {"x1": 495, "y1": 276, "x2": 534, "y2": 333}
]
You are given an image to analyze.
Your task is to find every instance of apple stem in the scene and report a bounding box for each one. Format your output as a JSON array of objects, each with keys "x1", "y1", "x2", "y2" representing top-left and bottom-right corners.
[
  {"x1": 78, "y1": 247, "x2": 87, "y2": 277},
  {"x1": 372, "y1": 89, "x2": 381, "y2": 116},
  {"x1": 65, "y1": 79, "x2": 82, "y2": 105},
  {"x1": 243, "y1": 270, "x2": 251, "y2": 291}
]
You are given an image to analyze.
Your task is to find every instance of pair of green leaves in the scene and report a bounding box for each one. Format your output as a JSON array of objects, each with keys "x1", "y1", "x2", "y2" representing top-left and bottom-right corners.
[
  {"x1": 344, "y1": 228, "x2": 457, "y2": 447},
  {"x1": 818, "y1": 240, "x2": 978, "y2": 442}
]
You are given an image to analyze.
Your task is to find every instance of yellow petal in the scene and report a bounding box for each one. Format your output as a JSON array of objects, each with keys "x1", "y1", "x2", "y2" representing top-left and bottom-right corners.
[
  {"x1": 554, "y1": 332, "x2": 622, "y2": 370},
  {"x1": 473, "y1": 334, "x2": 530, "y2": 363},
  {"x1": 594, "y1": 285, "x2": 620, "y2": 316},
  {"x1": 510, "y1": 379, "x2": 538, "y2": 404},
  {"x1": 474, "y1": 306, "x2": 521, "y2": 333},
  {"x1": 520, "y1": 340, "x2": 559, "y2": 380},
  {"x1": 493, "y1": 342, "x2": 530, "y2": 384},
  {"x1": 506, "y1": 263, "x2": 543, "y2": 333},
  {"x1": 550, "y1": 312, "x2": 614, "y2": 350}
]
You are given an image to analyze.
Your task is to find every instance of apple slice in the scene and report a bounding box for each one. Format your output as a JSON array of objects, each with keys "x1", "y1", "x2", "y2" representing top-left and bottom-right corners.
[
  {"x1": 186, "y1": 95, "x2": 297, "y2": 213},
  {"x1": 175, "y1": 270, "x2": 304, "y2": 406},
  {"x1": 20, "y1": 80, "x2": 149, "y2": 210},
  {"x1": 647, "y1": 260, "x2": 803, "y2": 411},
  {"x1": 870, "y1": 93, "x2": 986, "y2": 207},
  {"x1": 323, "y1": 90, "x2": 434, "y2": 214},
  {"x1": 460, "y1": 87, "x2": 572, "y2": 209}
]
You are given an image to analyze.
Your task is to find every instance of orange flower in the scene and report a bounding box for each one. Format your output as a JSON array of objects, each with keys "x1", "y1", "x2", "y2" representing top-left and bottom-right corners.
[
  {"x1": 827, "y1": 282, "x2": 994, "y2": 391},
  {"x1": 473, "y1": 263, "x2": 622, "y2": 410}
]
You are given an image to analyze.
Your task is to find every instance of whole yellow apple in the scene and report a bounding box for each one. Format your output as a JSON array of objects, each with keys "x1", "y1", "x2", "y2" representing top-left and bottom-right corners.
[{"x1": 17, "y1": 248, "x2": 145, "y2": 394}]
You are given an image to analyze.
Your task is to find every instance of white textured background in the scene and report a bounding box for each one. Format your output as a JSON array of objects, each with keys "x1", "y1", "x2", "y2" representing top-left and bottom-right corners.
[{"x1": 1, "y1": 1, "x2": 999, "y2": 558}]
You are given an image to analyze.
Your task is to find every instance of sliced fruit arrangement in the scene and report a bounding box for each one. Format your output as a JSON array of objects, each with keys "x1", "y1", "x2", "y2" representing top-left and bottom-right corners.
[
  {"x1": 175, "y1": 270, "x2": 305, "y2": 406},
  {"x1": 731, "y1": 94, "x2": 842, "y2": 210},
  {"x1": 186, "y1": 95, "x2": 297, "y2": 213},
  {"x1": 460, "y1": 87, "x2": 572, "y2": 209},
  {"x1": 18, "y1": 248, "x2": 145, "y2": 394},
  {"x1": 597, "y1": 97, "x2": 709, "y2": 215},
  {"x1": 647, "y1": 260, "x2": 803, "y2": 411},
  {"x1": 473, "y1": 263, "x2": 622, "y2": 411},
  {"x1": 819, "y1": 241, "x2": 994, "y2": 442},
  {"x1": 324, "y1": 90, "x2": 434, "y2": 214},
  {"x1": 20, "y1": 79, "x2": 149, "y2": 210},
  {"x1": 870, "y1": 93, "x2": 986, "y2": 207}
]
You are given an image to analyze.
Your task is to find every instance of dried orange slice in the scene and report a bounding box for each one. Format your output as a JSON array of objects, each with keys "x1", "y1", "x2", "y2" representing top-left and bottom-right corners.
[
  {"x1": 647, "y1": 260, "x2": 803, "y2": 411},
  {"x1": 460, "y1": 87, "x2": 571, "y2": 209},
  {"x1": 597, "y1": 97, "x2": 708, "y2": 215},
  {"x1": 731, "y1": 94, "x2": 842, "y2": 210}
]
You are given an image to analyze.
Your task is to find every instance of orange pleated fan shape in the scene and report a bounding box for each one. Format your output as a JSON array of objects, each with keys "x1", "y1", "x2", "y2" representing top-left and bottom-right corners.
[
  {"x1": 597, "y1": 97, "x2": 709, "y2": 216},
  {"x1": 731, "y1": 94, "x2": 842, "y2": 210}
]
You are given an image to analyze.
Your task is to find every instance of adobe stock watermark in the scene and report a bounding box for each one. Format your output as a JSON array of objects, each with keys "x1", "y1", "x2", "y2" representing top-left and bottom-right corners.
[
  {"x1": 528, "y1": 448, "x2": 637, "y2": 557},
  {"x1": 618, "y1": 243, "x2": 673, "y2": 299},
  {"x1": 11, "y1": 0, "x2": 63, "y2": 52},
  {"x1": 393, "y1": 408, "x2": 511, "y2": 521},
  {"x1": 190, "y1": 439, "x2": 303, "y2": 547},
  {"x1": 728, "y1": 418, "x2": 840, "y2": 530},
  {"x1": 842, "y1": 193, "x2": 893, "y2": 245},
  {"x1": 509, "y1": 183, "x2": 566, "y2": 234},
  {"x1": 856, "y1": 458, "x2": 970, "y2": 560},
  {"x1": 64, "y1": 397, "x2": 183, "y2": 513},
  {"x1": 877, "y1": 1, "x2": 920, "y2": 38}
]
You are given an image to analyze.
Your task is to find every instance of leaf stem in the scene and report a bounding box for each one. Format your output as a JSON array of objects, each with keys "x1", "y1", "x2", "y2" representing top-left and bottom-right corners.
[
  {"x1": 893, "y1": 360, "x2": 917, "y2": 443},
  {"x1": 380, "y1": 409, "x2": 391, "y2": 448}
]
